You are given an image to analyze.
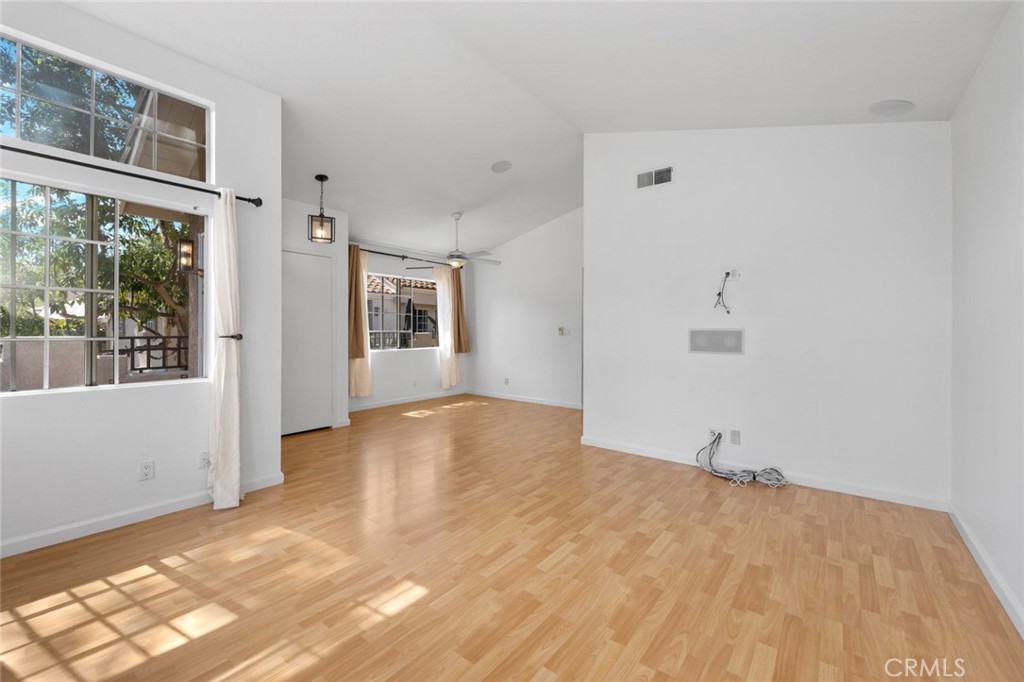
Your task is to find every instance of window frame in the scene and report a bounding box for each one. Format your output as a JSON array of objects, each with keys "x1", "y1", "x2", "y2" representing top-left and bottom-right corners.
[
  {"x1": 414, "y1": 308, "x2": 432, "y2": 334},
  {"x1": 1, "y1": 175, "x2": 208, "y2": 393},
  {"x1": 365, "y1": 273, "x2": 438, "y2": 352},
  {"x1": 0, "y1": 27, "x2": 213, "y2": 185}
]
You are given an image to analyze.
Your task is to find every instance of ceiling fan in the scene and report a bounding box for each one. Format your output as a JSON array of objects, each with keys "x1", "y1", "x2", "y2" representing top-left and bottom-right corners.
[{"x1": 407, "y1": 212, "x2": 501, "y2": 270}]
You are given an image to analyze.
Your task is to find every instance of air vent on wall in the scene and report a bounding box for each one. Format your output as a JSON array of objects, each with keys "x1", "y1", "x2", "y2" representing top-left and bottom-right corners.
[
  {"x1": 689, "y1": 329, "x2": 744, "y2": 355},
  {"x1": 637, "y1": 166, "x2": 673, "y2": 190}
]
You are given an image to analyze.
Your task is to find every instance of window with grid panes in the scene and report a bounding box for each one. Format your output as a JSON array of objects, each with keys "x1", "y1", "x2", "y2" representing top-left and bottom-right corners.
[
  {"x1": 1, "y1": 35, "x2": 208, "y2": 182},
  {"x1": 365, "y1": 274, "x2": 438, "y2": 350},
  {"x1": 0, "y1": 177, "x2": 205, "y2": 391}
]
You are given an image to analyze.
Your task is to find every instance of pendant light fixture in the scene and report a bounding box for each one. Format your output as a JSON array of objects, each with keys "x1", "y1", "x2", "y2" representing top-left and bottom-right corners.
[{"x1": 308, "y1": 173, "x2": 335, "y2": 243}]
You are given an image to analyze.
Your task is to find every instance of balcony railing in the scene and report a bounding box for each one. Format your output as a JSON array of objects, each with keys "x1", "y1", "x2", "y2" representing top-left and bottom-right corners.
[{"x1": 120, "y1": 335, "x2": 189, "y2": 373}]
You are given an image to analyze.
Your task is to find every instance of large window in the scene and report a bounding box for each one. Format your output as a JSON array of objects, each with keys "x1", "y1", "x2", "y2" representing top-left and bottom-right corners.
[
  {"x1": 1, "y1": 35, "x2": 208, "y2": 181},
  {"x1": 366, "y1": 274, "x2": 438, "y2": 350},
  {"x1": 0, "y1": 177, "x2": 204, "y2": 391}
]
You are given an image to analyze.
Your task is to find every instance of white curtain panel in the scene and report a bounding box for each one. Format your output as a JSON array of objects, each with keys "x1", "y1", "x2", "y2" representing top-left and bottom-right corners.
[
  {"x1": 208, "y1": 189, "x2": 242, "y2": 510},
  {"x1": 349, "y1": 250, "x2": 372, "y2": 396},
  {"x1": 434, "y1": 266, "x2": 460, "y2": 389}
]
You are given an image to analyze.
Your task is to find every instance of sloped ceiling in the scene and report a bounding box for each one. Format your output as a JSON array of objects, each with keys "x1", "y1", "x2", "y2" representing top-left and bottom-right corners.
[{"x1": 63, "y1": 1, "x2": 1009, "y2": 254}]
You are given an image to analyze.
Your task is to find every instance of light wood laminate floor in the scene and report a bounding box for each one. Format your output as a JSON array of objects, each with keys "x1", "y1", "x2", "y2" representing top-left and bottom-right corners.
[{"x1": 2, "y1": 396, "x2": 1023, "y2": 681}]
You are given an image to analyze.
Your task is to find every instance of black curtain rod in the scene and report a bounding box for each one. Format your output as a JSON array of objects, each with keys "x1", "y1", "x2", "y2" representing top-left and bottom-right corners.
[
  {"x1": 360, "y1": 247, "x2": 447, "y2": 267},
  {"x1": 1, "y1": 144, "x2": 263, "y2": 207}
]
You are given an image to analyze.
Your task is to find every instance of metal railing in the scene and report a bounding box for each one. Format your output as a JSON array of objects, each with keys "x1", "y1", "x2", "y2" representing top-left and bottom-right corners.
[{"x1": 121, "y1": 335, "x2": 189, "y2": 373}]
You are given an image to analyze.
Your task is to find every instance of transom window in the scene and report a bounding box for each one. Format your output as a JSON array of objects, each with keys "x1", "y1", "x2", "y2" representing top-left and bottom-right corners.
[
  {"x1": 366, "y1": 274, "x2": 438, "y2": 350},
  {"x1": 0, "y1": 177, "x2": 205, "y2": 391},
  {"x1": 1, "y1": 35, "x2": 208, "y2": 181}
]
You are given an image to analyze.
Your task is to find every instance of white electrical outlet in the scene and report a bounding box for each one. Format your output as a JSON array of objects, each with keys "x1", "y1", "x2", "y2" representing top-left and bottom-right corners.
[
  {"x1": 708, "y1": 427, "x2": 721, "y2": 439},
  {"x1": 729, "y1": 430, "x2": 742, "y2": 446},
  {"x1": 198, "y1": 451, "x2": 211, "y2": 469},
  {"x1": 729, "y1": 269, "x2": 741, "y2": 280},
  {"x1": 139, "y1": 460, "x2": 155, "y2": 481},
  {"x1": 504, "y1": 378, "x2": 510, "y2": 386}
]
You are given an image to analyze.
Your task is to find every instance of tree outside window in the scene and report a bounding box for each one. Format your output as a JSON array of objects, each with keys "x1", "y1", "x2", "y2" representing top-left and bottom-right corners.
[{"x1": 0, "y1": 178, "x2": 204, "y2": 391}]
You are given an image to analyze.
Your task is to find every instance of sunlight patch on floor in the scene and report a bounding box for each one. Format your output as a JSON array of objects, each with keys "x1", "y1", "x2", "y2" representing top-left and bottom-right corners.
[
  {"x1": 1, "y1": 524, "x2": 428, "y2": 681},
  {"x1": 207, "y1": 578, "x2": 432, "y2": 681},
  {"x1": 366, "y1": 580, "x2": 430, "y2": 617},
  {"x1": 2, "y1": 556, "x2": 240, "y2": 680},
  {"x1": 403, "y1": 400, "x2": 489, "y2": 418}
]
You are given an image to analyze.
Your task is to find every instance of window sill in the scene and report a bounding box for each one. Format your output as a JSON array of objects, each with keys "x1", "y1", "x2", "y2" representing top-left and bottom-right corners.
[{"x1": 0, "y1": 376, "x2": 210, "y2": 397}]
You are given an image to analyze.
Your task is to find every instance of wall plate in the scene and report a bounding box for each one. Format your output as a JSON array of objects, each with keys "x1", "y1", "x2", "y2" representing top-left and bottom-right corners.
[{"x1": 689, "y1": 329, "x2": 744, "y2": 355}]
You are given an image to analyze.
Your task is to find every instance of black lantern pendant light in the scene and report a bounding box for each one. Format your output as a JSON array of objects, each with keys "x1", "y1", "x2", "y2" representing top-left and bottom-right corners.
[{"x1": 308, "y1": 173, "x2": 335, "y2": 243}]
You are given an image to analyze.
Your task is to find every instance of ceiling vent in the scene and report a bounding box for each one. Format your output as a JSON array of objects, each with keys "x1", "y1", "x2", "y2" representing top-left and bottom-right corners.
[{"x1": 637, "y1": 166, "x2": 673, "y2": 190}]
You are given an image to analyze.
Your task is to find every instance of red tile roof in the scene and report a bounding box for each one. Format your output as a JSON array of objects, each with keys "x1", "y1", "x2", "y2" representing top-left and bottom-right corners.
[{"x1": 366, "y1": 274, "x2": 437, "y2": 294}]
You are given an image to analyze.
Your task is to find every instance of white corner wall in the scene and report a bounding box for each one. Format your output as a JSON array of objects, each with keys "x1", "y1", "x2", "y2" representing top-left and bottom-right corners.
[
  {"x1": 950, "y1": 5, "x2": 1024, "y2": 637},
  {"x1": 471, "y1": 208, "x2": 583, "y2": 409},
  {"x1": 281, "y1": 198, "x2": 350, "y2": 429},
  {"x1": 583, "y1": 122, "x2": 952, "y2": 509},
  {"x1": 0, "y1": 3, "x2": 283, "y2": 556},
  {"x1": 348, "y1": 252, "x2": 474, "y2": 411}
]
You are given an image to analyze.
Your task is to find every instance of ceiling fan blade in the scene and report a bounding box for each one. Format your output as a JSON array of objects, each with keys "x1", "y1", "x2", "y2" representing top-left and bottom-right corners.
[
  {"x1": 406, "y1": 266, "x2": 434, "y2": 270},
  {"x1": 472, "y1": 258, "x2": 502, "y2": 266},
  {"x1": 466, "y1": 250, "x2": 492, "y2": 258}
]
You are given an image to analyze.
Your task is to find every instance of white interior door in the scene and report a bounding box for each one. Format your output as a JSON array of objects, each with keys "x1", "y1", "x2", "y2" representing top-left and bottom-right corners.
[{"x1": 282, "y1": 251, "x2": 334, "y2": 434}]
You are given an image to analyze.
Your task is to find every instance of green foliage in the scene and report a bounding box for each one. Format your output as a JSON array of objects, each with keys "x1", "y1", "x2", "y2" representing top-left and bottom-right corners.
[
  {"x1": 1, "y1": 179, "x2": 191, "y2": 339},
  {"x1": 116, "y1": 209, "x2": 191, "y2": 334}
]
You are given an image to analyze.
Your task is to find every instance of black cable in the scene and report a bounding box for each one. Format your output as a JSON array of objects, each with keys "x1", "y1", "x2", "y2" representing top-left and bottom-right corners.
[
  {"x1": 714, "y1": 272, "x2": 731, "y2": 314},
  {"x1": 1, "y1": 144, "x2": 263, "y2": 206}
]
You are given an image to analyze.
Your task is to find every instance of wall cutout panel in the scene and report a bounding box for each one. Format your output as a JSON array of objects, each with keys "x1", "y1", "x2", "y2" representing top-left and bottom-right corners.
[{"x1": 689, "y1": 329, "x2": 744, "y2": 354}]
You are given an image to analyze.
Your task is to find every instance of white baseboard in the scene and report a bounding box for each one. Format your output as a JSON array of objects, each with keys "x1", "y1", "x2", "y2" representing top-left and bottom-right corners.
[
  {"x1": 471, "y1": 391, "x2": 582, "y2": 410},
  {"x1": 579, "y1": 435, "x2": 948, "y2": 512},
  {"x1": 348, "y1": 390, "x2": 466, "y2": 412},
  {"x1": 242, "y1": 471, "x2": 285, "y2": 493},
  {"x1": 949, "y1": 508, "x2": 1024, "y2": 640},
  {"x1": 1, "y1": 472, "x2": 286, "y2": 558}
]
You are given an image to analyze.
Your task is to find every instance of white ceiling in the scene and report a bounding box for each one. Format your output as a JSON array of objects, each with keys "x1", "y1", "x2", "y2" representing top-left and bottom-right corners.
[{"x1": 64, "y1": 1, "x2": 1009, "y2": 255}]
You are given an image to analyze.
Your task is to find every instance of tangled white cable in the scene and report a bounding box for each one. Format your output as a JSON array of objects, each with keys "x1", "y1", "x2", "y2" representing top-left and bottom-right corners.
[{"x1": 695, "y1": 432, "x2": 789, "y2": 488}]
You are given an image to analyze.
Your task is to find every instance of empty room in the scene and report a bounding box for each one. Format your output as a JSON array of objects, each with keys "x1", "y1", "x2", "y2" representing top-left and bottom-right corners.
[{"x1": 1, "y1": 1, "x2": 1022, "y2": 680}]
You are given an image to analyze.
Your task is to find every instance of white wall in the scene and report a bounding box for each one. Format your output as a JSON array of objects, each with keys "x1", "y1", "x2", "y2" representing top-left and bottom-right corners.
[
  {"x1": 950, "y1": 5, "x2": 1024, "y2": 636},
  {"x1": 348, "y1": 252, "x2": 474, "y2": 411},
  {"x1": 583, "y1": 122, "x2": 952, "y2": 509},
  {"x1": 281, "y1": 198, "x2": 350, "y2": 429},
  {"x1": 0, "y1": 3, "x2": 283, "y2": 555},
  {"x1": 471, "y1": 208, "x2": 583, "y2": 408}
]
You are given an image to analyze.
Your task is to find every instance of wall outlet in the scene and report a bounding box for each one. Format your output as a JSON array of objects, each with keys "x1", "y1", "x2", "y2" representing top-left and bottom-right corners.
[
  {"x1": 729, "y1": 429, "x2": 742, "y2": 446},
  {"x1": 198, "y1": 451, "x2": 211, "y2": 469},
  {"x1": 708, "y1": 428, "x2": 721, "y2": 440},
  {"x1": 412, "y1": 379, "x2": 418, "y2": 387},
  {"x1": 504, "y1": 377, "x2": 510, "y2": 386},
  {"x1": 728, "y1": 269, "x2": 741, "y2": 280},
  {"x1": 139, "y1": 460, "x2": 155, "y2": 481},
  {"x1": 557, "y1": 326, "x2": 566, "y2": 336}
]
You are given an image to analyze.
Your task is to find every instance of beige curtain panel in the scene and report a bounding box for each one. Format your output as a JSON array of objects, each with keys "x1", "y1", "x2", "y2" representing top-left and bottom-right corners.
[
  {"x1": 349, "y1": 247, "x2": 372, "y2": 396},
  {"x1": 452, "y1": 267, "x2": 471, "y2": 354},
  {"x1": 347, "y1": 244, "x2": 366, "y2": 359},
  {"x1": 434, "y1": 266, "x2": 461, "y2": 389}
]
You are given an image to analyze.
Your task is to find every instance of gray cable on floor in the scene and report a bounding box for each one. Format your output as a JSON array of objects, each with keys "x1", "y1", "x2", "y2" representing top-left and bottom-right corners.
[{"x1": 695, "y1": 432, "x2": 789, "y2": 488}]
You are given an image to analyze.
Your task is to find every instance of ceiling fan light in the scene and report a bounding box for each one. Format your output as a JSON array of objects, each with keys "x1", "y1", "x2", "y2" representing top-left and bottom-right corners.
[{"x1": 447, "y1": 255, "x2": 467, "y2": 269}]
